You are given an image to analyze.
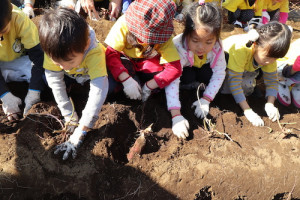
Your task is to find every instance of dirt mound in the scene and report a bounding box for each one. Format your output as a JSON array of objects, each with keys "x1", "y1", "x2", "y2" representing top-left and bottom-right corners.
[{"x1": 1, "y1": 13, "x2": 300, "y2": 200}]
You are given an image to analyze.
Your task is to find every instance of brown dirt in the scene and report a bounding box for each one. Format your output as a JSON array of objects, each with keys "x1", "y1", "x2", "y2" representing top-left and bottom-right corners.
[{"x1": 1, "y1": 10, "x2": 300, "y2": 200}]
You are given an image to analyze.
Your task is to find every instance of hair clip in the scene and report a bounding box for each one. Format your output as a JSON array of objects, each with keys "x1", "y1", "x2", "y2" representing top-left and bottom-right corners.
[{"x1": 198, "y1": 0, "x2": 205, "y2": 5}]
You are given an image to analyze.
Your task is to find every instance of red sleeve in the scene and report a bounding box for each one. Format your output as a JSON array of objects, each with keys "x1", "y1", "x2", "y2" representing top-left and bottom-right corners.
[
  {"x1": 105, "y1": 46, "x2": 128, "y2": 81},
  {"x1": 293, "y1": 55, "x2": 300, "y2": 72},
  {"x1": 153, "y1": 60, "x2": 182, "y2": 88}
]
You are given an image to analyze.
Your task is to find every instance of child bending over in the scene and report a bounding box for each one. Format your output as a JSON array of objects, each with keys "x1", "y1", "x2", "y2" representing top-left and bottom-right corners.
[
  {"x1": 39, "y1": 8, "x2": 108, "y2": 160},
  {"x1": 166, "y1": 0, "x2": 226, "y2": 138},
  {"x1": 105, "y1": 0, "x2": 184, "y2": 139},
  {"x1": 0, "y1": 0, "x2": 45, "y2": 121},
  {"x1": 221, "y1": 22, "x2": 291, "y2": 127}
]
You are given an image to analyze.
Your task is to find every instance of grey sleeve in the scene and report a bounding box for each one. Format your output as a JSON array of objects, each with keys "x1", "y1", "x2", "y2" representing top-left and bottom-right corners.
[
  {"x1": 79, "y1": 76, "x2": 109, "y2": 128},
  {"x1": 45, "y1": 69, "x2": 73, "y2": 116}
]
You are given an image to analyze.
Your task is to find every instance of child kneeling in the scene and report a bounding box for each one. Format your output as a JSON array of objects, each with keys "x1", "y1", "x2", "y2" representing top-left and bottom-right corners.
[{"x1": 39, "y1": 8, "x2": 108, "y2": 160}]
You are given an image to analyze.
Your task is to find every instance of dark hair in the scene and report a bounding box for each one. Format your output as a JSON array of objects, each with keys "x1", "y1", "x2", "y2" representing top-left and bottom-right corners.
[
  {"x1": 0, "y1": 0, "x2": 12, "y2": 31},
  {"x1": 181, "y1": 2, "x2": 222, "y2": 46},
  {"x1": 126, "y1": 32, "x2": 157, "y2": 58},
  {"x1": 39, "y1": 8, "x2": 89, "y2": 61},
  {"x1": 246, "y1": 22, "x2": 292, "y2": 58}
]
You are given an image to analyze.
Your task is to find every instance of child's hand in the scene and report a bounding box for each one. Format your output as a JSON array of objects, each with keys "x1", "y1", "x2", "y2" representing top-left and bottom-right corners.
[
  {"x1": 141, "y1": 82, "x2": 152, "y2": 102},
  {"x1": 244, "y1": 109, "x2": 264, "y2": 126},
  {"x1": 23, "y1": 90, "x2": 40, "y2": 116},
  {"x1": 64, "y1": 112, "x2": 79, "y2": 133},
  {"x1": 0, "y1": 92, "x2": 22, "y2": 121},
  {"x1": 54, "y1": 128, "x2": 86, "y2": 160},
  {"x1": 265, "y1": 103, "x2": 280, "y2": 122},
  {"x1": 122, "y1": 77, "x2": 142, "y2": 100},
  {"x1": 172, "y1": 115, "x2": 189, "y2": 139},
  {"x1": 191, "y1": 98, "x2": 210, "y2": 119}
]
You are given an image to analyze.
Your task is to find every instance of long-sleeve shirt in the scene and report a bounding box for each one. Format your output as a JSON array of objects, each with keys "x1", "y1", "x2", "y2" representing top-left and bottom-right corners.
[
  {"x1": 165, "y1": 33, "x2": 226, "y2": 110},
  {"x1": 104, "y1": 15, "x2": 182, "y2": 88},
  {"x1": 0, "y1": 4, "x2": 45, "y2": 96},
  {"x1": 44, "y1": 27, "x2": 108, "y2": 128},
  {"x1": 223, "y1": 34, "x2": 278, "y2": 103}
]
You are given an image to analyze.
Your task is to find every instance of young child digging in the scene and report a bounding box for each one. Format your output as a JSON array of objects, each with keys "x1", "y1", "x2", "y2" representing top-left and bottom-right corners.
[
  {"x1": 221, "y1": 22, "x2": 292, "y2": 127},
  {"x1": 39, "y1": 8, "x2": 108, "y2": 160},
  {"x1": 0, "y1": 0, "x2": 45, "y2": 121},
  {"x1": 165, "y1": 0, "x2": 226, "y2": 139},
  {"x1": 105, "y1": 0, "x2": 185, "y2": 138}
]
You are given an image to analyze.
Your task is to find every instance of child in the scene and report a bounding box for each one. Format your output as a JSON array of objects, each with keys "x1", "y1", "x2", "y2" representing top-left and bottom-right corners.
[
  {"x1": 262, "y1": 0, "x2": 289, "y2": 24},
  {"x1": 277, "y1": 39, "x2": 300, "y2": 108},
  {"x1": 221, "y1": 22, "x2": 292, "y2": 127},
  {"x1": 0, "y1": 0, "x2": 45, "y2": 121},
  {"x1": 222, "y1": 0, "x2": 263, "y2": 29},
  {"x1": 166, "y1": 1, "x2": 226, "y2": 138},
  {"x1": 105, "y1": 0, "x2": 187, "y2": 139},
  {"x1": 39, "y1": 8, "x2": 108, "y2": 160}
]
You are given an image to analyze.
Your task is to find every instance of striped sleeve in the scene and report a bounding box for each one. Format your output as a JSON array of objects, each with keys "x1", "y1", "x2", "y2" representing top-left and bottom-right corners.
[
  {"x1": 228, "y1": 69, "x2": 246, "y2": 103},
  {"x1": 263, "y1": 71, "x2": 278, "y2": 98}
]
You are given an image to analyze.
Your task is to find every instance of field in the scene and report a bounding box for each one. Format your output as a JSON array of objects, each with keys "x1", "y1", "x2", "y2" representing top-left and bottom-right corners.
[{"x1": 0, "y1": 8, "x2": 300, "y2": 200}]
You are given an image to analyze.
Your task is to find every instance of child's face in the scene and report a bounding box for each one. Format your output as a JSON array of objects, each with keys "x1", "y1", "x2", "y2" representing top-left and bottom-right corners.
[
  {"x1": 253, "y1": 46, "x2": 277, "y2": 66},
  {"x1": 187, "y1": 28, "x2": 217, "y2": 57},
  {"x1": 51, "y1": 51, "x2": 85, "y2": 70},
  {"x1": 0, "y1": 22, "x2": 11, "y2": 38}
]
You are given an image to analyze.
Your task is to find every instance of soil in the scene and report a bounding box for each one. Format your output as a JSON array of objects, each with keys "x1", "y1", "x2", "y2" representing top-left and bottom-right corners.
[{"x1": 1, "y1": 9, "x2": 300, "y2": 200}]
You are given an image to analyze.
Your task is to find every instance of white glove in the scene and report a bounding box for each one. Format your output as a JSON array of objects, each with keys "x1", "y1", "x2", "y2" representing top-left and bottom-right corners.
[
  {"x1": 64, "y1": 111, "x2": 79, "y2": 132},
  {"x1": 122, "y1": 77, "x2": 141, "y2": 100},
  {"x1": 172, "y1": 115, "x2": 189, "y2": 139},
  {"x1": 191, "y1": 98, "x2": 210, "y2": 119},
  {"x1": 23, "y1": 6, "x2": 35, "y2": 18},
  {"x1": 262, "y1": 11, "x2": 270, "y2": 23},
  {"x1": 23, "y1": 90, "x2": 40, "y2": 116},
  {"x1": 142, "y1": 82, "x2": 152, "y2": 102},
  {"x1": 54, "y1": 128, "x2": 86, "y2": 160},
  {"x1": 1, "y1": 92, "x2": 22, "y2": 121},
  {"x1": 234, "y1": 20, "x2": 242, "y2": 28},
  {"x1": 249, "y1": 17, "x2": 262, "y2": 27},
  {"x1": 244, "y1": 109, "x2": 264, "y2": 126},
  {"x1": 265, "y1": 103, "x2": 280, "y2": 122}
]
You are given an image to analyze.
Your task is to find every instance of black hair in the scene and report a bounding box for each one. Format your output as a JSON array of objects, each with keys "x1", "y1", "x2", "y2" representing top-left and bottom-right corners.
[
  {"x1": 38, "y1": 7, "x2": 89, "y2": 61},
  {"x1": 0, "y1": 0, "x2": 12, "y2": 31},
  {"x1": 181, "y1": 2, "x2": 222, "y2": 46},
  {"x1": 246, "y1": 22, "x2": 292, "y2": 58}
]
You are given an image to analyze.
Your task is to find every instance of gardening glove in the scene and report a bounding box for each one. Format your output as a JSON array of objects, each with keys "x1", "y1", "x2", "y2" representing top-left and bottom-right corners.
[
  {"x1": 23, "y1": 90, "x2": 40, "y2": 116},
  {"x1": 122, "y1": 77, "x2": 141, "y2": 100},
  {"x1": 64, "y1": 112, "x2": 79, "y2": 133},
  {"x1": 1, "y1": 92, "x2": 22, "y2": 121},
  {"x1": 244, "y1": 109, "x2": 264, "y2": 127},
  {"x1": 141, "y1": 82, "x2": 152, "y2": 102},
  {"x1": 233, "y1": 20, "x2": 242, "y2": 28},
  {"x1": 172, "y1": 115, "x2": 189, "y2": 139},
  {"x1": 191, "y1": 98, "x2": 210, "y2": 119},
  {"x1": 265, "y1": 103, "x2": 280, "y2": 122},
  {"x1": 262, "y1": 10, "x2": 270, "y2": 24},
  {"x1": 23, "y1": 5, "x2": 35, "y2": 18},
  {"x1": 54, "y1": 128, "x2": 87, "y2": 160}
]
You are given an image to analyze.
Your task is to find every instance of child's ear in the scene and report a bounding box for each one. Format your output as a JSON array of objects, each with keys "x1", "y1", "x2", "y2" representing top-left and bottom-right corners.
[{"x1": 85, "y1": 38, "x2": 91, "y2": 51}]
